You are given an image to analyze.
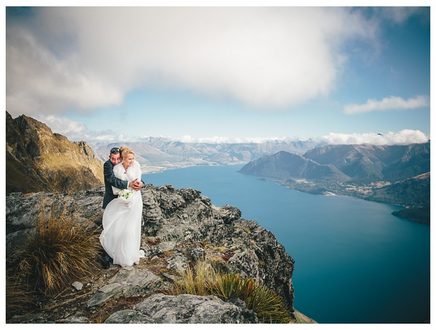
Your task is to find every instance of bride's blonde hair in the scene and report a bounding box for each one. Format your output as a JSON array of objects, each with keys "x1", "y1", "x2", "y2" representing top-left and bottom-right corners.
[{"x1": 119, "y1": 146, "x2": 135, "y2": 159}]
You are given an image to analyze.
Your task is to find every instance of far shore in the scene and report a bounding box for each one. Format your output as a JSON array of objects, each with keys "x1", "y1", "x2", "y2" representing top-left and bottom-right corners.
[{"x1": 140, "y1": 162, "x2": 246, "y2": 175}]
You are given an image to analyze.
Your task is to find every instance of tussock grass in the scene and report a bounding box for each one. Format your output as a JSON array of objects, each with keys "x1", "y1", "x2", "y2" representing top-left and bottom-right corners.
[
  {"x1": 169, "y1": 261, "x2": 291, "y2": 323},
  {"x1": 8, "y1": 206, "x2": 101, "y2": 300},
  {"x1": 6, "y1": 275, "x2": 38, "y2": 320},
  {"x1": 170, "y1": 261, "x2": 214, "y2": 296}
]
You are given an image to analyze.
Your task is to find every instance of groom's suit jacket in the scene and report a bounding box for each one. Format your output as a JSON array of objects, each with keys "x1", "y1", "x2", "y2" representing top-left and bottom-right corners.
[{"x1": 102, "y1": 160, "x2": 128, "y2": 209}]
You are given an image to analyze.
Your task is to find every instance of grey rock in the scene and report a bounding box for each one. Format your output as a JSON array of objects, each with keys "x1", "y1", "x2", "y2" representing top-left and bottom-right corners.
[
  {"x1": 87, "y1": 283, "x2": 122, "y2": 307},
  {"x1": 188, "y1": 247, "x2": 206, "y2": 262},
  {"x1": 132, "y1": 293, "x2": 258, "y2": 323},
  {"x1": 88, "y1": 268, "x2": 163, "y2": 308},
  {"x1": 57, "y1": 316, "x2": 90, "y2": 323},
  {"x1": 142, "y1": 190, "x2": 163, "y2": 224},
  {"x1": 104, "y1": 310, "x2": 154, "y2": 323},
  {"x1": 158, "y1": 240, "x2": 176, "y2": 252},
  {"x1": 107, "y1": 267, "x2": 162, "y2": 297},
  {"x1": 72, "y1": 281, "x2": 83, "y2": 291},
  {"x1": 166, "y1": 253, "x2": 189, "y2": 274},
  {"x1": 228, "y1": 250, "x2": 260, "y2": 281},
  {"x1": 161, "y1": 272, "x2": 179, "y2": 282},
  {"x1": 216, "y1": 205, "x2": 242, "y2": 224}
]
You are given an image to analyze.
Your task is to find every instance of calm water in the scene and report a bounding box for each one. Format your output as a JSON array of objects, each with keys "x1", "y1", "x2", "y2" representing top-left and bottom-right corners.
[{"x1": 143, "y1": 165, "x2": 430, "y2": 323}]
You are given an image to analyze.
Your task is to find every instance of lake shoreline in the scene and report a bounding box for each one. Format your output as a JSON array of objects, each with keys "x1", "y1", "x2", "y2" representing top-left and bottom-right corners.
[
  {"x1": 142, "y1": 163, "x2": 428, "y2": 225},
  {"x1": 144, "y1": 164, "x2": 430, "y2": 323}
]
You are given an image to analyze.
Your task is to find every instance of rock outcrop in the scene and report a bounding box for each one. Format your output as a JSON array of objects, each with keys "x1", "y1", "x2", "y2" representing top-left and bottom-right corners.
[
  {"x1": 6, "y1": 184, "x2": 296, "y2": 323},
  {"x1": 105, "y1": 294, "x2": 258, "y2": 323},
  {"x1": 6, "y1": 112, "x2": 103, "y2": 194}
]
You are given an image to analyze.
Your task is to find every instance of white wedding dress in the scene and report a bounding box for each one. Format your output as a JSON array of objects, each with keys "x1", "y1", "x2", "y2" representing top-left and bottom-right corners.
[{"x1": 100, "y1": 160, "x2": 144, "y2": 267}]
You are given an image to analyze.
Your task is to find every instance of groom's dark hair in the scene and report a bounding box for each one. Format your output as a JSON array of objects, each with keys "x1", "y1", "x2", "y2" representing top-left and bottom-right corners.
[{"x1": 110, "y1": 147, "x2": 120, "y2": 154}]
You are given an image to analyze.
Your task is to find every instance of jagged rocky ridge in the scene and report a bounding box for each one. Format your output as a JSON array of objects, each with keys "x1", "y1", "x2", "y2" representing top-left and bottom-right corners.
[
  {"x1": 6, "y1": 112, "x2": 103, "y2": 194},
  {"x1": 6, "y1": 185, "x2": 296, "y2": 323}
]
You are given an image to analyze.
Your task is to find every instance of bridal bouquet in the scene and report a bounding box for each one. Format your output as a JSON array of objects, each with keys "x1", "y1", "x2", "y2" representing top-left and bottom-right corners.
[{"x1": 118, "y1": 189, "x2": 134, "y2": 205}]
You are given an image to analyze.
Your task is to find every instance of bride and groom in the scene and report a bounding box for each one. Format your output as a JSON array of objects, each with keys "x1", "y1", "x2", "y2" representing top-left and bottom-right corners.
[{"x1": 101, "y1": 146, "x2": 145, "y2": 270}]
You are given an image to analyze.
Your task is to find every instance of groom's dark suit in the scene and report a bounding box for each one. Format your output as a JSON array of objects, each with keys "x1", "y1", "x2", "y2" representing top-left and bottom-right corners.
[{"x1": 102, "y1": 159, "x2": 128, "y2": 209}]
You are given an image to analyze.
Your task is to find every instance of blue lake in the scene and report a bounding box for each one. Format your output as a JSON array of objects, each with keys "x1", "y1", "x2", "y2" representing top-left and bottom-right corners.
[{"x1": 143, "y1": 165, "x2": 430, "y2": 323}]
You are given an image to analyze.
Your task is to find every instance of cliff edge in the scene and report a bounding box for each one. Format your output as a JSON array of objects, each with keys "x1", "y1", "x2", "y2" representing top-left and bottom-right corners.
[{"x1": 6, "y1": 185, "x2": 300, "y2": 323}]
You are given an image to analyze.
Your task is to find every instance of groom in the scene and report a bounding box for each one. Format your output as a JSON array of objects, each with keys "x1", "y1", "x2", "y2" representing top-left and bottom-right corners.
[{"x1": 102, "y1": 146, "x2": 142, "y2": 209}]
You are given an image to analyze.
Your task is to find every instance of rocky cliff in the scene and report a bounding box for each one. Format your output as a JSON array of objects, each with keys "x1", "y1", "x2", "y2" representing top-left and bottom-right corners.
[
  {"x1": 6, "y1": 112, "x2": 103, "y2": 194},
  {"x1": 6, "y1": 185, "x2": 298, "y2": 323}
]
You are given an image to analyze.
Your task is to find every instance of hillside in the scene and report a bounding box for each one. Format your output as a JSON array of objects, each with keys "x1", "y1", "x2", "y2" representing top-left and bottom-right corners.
[
  {"x1": 240, "y1": 151, "x2": 349, "y2": 182},
  {"x1": 240, "y1": 146, "x2": 430, "y2": 224},
  {"x1": 370, "y1": 172, "x2": 430, "y2": 224},
  {"x1": 6, "y1": 112, "x2": 104, "y2": 193},
  {"x1": 303, "y1": 143, "x2": 430, "y2": 183}
]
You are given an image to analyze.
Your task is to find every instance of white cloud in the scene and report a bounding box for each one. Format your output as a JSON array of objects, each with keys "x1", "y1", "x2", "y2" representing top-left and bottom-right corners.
[
  {"x1": 323, "y1": 129, "x2": 429, "y2": 145},
  {"x1": 6, "y1": 7, "x2": 377, "y2": 115},
  {"x1": 29, "y1": 113, "x2": 430, "y2": 147},
  {"x1": 36, "y1": 114, "x2": 87, "y2": 136},
  {"x1": 343, "y1": 95, "x2": 428, "y2": 115},
  {"x1": 34, "y1": 114, "x2": 125, "y2": 143},
  {"x1": 176, "y1": 135, "x2": 298, "y2": 144}
]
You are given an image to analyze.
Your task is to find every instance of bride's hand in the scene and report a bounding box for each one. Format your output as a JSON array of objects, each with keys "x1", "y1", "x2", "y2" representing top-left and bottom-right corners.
[
  {"x1": 130, "y1": 180, "x2": 142, "y2": 190},
  {"x1": 129, "y1": 180, "x2": 138, "y2": 189}
]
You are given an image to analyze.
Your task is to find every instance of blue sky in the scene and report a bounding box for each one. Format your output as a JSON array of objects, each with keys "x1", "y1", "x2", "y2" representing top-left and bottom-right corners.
[{"x1": 6, "y1": 6, "x2": 430, "y2": 144}]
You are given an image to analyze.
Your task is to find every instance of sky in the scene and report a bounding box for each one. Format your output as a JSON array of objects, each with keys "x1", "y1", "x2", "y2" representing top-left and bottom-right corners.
[{"x1": 5, "y1": 4, "x2": 431, "y2": 145}]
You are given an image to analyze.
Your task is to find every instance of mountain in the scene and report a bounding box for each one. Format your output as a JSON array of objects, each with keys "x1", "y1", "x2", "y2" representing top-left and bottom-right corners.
[
  {"x1": 240, "y1": 145, "x2": 430, "y2": 223},
  {"x1": 240, "y1": 151, "x2": 349, "y2": 182},
  {"x1": 303, "y1": 143, "x2": 430, "y2": 183},
  {"x1": 370, "y1": 172, "x2": 430, "y2": 224},
  {"x1": 90, "y1": 138, "x2": 321, "y2": 172},
  {"x1": 6, "y1": 112, "x2": 103, "y2": 193},
  {"x1": 6, "y1": 185, "x2": 308, "y2": 323},
  {"x1": 380, "y1": 143, "x2": 430, "y2": 181},
  {"x1": 370, "y1": 172, "x2": 430, "y2": 207}
]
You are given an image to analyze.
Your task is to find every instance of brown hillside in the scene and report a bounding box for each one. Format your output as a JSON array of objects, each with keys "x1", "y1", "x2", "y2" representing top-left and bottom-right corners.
[{"x1": 6, "y1": 112, "x2": 104, "y2": 193}]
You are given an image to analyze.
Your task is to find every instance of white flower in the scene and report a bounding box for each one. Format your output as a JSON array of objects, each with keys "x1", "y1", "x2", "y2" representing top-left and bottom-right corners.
[{"x1": 119, "y1": 189, "x2": 133, "y2": 203}]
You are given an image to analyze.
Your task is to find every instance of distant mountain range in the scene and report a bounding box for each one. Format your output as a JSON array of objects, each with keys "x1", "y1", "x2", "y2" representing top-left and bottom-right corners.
[
  {"x1": 303, "y1": 143, "x2": 430, "y2": 183},
  {"x1": 240, "y1": 151, "x2": 349, "y2": 182},
  {"x1": 90, "y1": 138, "x2": 321, "y2": 172},
  {"x1": 240, "y1": 143, "x2": 430, "y2": 224},
  {"x1": 6, "y1": 111, "x2": 429, "y2": 223}
]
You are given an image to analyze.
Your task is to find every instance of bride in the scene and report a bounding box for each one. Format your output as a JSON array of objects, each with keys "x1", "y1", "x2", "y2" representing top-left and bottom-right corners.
[{"x1": 100, "y1": 146, "x2": 145, "y2": 269}]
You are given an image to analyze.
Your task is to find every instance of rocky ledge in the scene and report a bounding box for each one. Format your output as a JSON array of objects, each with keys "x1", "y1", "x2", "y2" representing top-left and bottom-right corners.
[{"x1": 6, "y1": 184, "x2": 297, "y2": 323}]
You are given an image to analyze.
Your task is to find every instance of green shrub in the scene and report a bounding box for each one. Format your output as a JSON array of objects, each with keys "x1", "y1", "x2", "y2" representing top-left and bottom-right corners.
[{"x1": 169, "y1": 262, "x2": 291, "y2": 323}]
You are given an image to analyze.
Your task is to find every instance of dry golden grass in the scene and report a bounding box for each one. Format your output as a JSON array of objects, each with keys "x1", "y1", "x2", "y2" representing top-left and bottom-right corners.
[
  {"x1": 169, "y1": 261, "x2": 291, "y2": 323},
  {"x1": 6, "y1": 274, "x2": 38, "y2": 320},
  {"x1": 9, "y1": 206, "x2": 101, "y2": 297},
  {"x1": 170, "y1": 261, "x2": 215, "y2": 296}
]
